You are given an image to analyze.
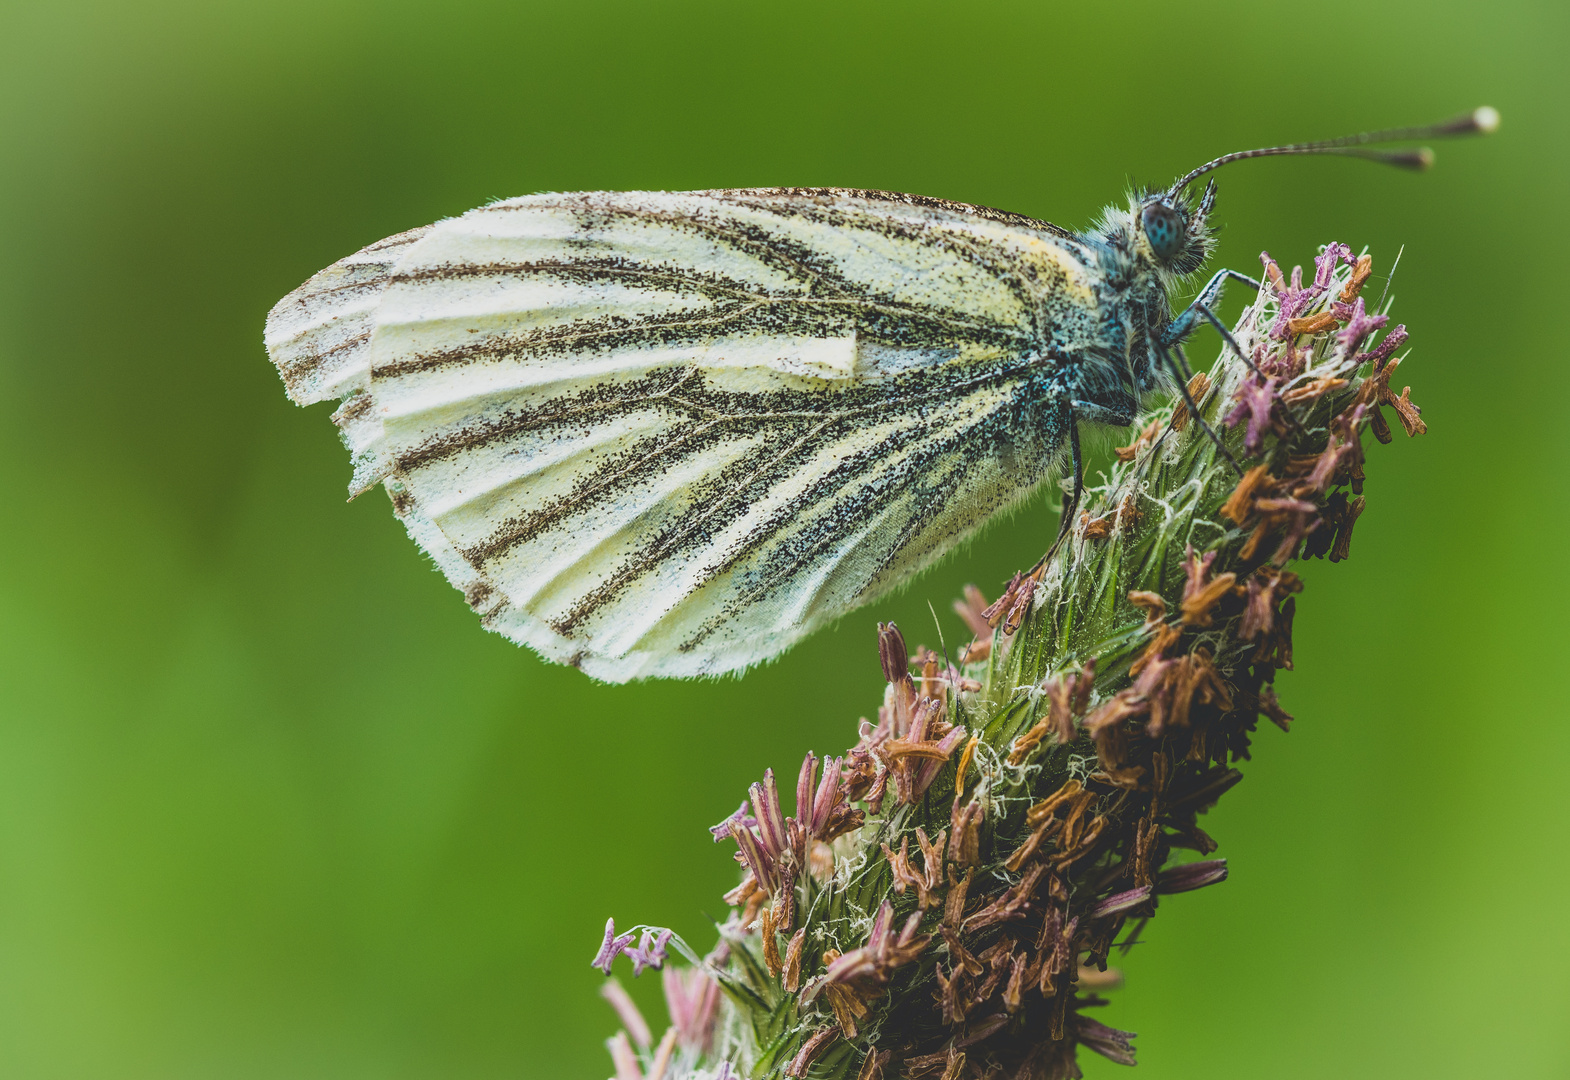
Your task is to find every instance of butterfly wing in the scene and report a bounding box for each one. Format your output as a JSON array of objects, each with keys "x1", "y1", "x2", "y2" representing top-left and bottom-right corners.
[{"x1": 265, "y1": 188, "x2": 1097, "y2": 681}]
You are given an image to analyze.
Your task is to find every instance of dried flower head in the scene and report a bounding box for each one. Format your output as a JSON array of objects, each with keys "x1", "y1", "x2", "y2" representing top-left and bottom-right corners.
[{"x1": 592, "y1": 242, "x2": 1424, "y2": 1078}]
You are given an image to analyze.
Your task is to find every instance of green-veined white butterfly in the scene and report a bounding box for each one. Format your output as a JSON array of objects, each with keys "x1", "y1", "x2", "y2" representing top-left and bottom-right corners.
[{"x1": 264, "y1": 109, "x2": 1495, "y2": 681}]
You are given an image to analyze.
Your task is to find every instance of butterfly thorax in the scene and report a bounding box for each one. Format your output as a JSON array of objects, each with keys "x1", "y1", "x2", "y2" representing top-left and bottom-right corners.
[{"x1": 1048, "y1": 189, "x2": 1217, "y2": 426}]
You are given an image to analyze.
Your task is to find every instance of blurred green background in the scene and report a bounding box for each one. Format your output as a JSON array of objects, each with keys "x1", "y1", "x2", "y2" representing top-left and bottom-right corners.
[{"x1": 0, "y1": 0, "x2": 1564, "y2": 1077}]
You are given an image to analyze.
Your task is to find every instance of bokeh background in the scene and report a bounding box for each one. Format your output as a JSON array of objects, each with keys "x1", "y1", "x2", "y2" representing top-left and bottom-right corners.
[{"x1": 0, "y1": 1, "x2": 1565, "y2": 1077}]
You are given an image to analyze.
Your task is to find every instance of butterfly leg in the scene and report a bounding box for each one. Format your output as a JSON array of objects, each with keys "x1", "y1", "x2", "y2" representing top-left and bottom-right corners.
[
  {"x1": 1154, "y1": 338, "x2": 1243, "y2": 475},
  {"x1": 1030, "y1": 407, "x2": 1085, "y2": 574},
  {"x1": 1175, "y1": 274, "x2": 1312, "y2": 440},
  {"x1": 1164, "y1": 268, "x2": 1263, "y2": 338},
  {"x1": 1057, "y1": 410, "x2": 1085, "y2": 550},
  {"x1": 1190, "y1": 300, "x2": 1261, "y2": 379},
  {"x1": 1162, "y1": 269, "x2": 1265, "y2": 378}
]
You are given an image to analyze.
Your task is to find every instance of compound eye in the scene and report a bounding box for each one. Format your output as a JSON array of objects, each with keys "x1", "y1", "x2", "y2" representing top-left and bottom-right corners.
[{"x1": 1141, "y1": 202, "x2": 1186, "y2": 261}]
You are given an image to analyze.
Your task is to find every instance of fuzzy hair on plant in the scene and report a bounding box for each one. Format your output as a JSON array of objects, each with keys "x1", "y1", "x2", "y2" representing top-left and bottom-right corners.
[{"x1": 590, "y1": 242, "x2": 1425, "y2": 1080}]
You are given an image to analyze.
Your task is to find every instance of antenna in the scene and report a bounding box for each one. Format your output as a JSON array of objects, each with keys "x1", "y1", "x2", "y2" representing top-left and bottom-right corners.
[{"x1": 1167, "y1": 106, "x2": 1499, "y2": 197}]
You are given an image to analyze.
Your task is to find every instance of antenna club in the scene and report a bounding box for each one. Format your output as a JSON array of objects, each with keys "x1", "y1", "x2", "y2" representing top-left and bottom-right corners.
[{"x1": 1474, "y1": 106, "x2": 1501, "y2": 134}]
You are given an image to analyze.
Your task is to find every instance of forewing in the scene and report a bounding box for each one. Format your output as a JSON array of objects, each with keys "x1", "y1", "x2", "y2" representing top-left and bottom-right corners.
[{"x1": 265, "y1": 189, "x2": 1086, "y2": 680}]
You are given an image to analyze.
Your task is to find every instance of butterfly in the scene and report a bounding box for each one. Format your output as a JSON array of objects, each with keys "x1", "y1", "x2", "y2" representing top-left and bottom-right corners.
[{"x1": 263, "y1": 109, "x2": 1493, "y2": 682}]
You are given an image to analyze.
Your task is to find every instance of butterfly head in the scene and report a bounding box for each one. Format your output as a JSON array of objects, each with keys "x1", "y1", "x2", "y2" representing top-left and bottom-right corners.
[{"x1": 1133, "y1": 181, "x2": 1216, "y2": 278}]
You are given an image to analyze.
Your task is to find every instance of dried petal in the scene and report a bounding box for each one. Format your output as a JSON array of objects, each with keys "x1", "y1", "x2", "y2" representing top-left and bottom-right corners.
[
  {"x1": 1089, "y1": 885, "x2": 1151, "y2": 918},
  {"x1": 1076, "y1": 1017, "x2": 1138, "y2": 1066},
  {"x1": 592, "y1": 917, "x2": 637, "y2": 975},
  {"x1": 877, "y1": 621, "x2": 910, "y2": 685},
  {"x1": 1340, "y1": 253, "x2": 1374, "y2": 301},
  {"x1": 1224, "y1": 375, "x2": 1284, "y2": 455},
  {"x1": 1156, "y1": 858, "x2": 1228, "y2": 893},
  {"x1": 1337, "y1": 295, "x2": 1388, "y2": 354},
  {"x1": 785, "y1": 1028, "x2": 839, "y2": 1078}
]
